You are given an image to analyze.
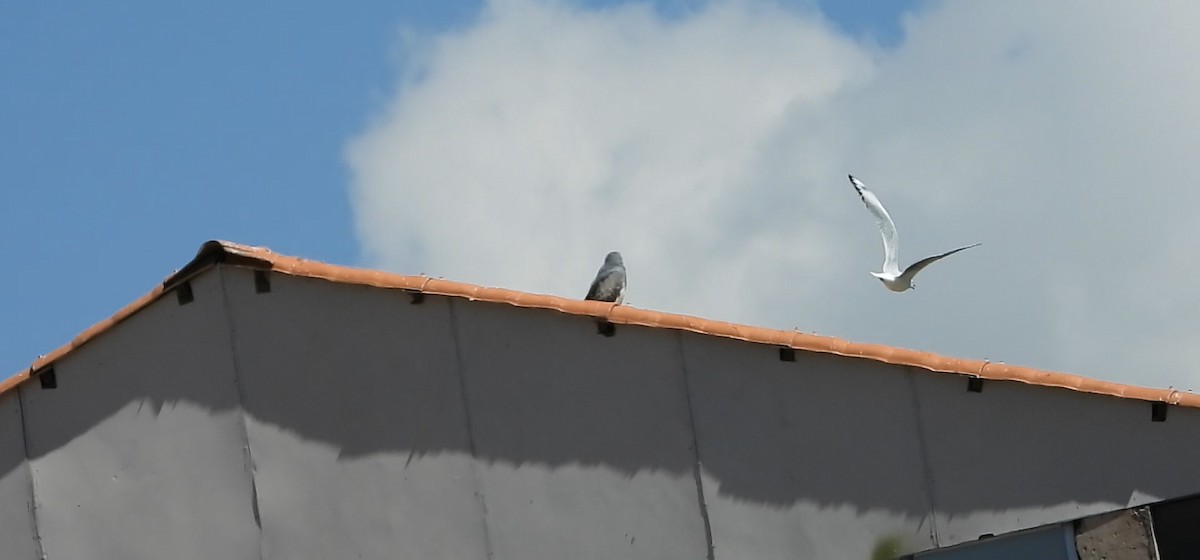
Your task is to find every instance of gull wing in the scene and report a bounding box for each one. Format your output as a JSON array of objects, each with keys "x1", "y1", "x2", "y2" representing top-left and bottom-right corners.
[
  {"x1": 849, "y1": 175, "x2": 900, "y2": 275},
  {"x1": 900, "y1": 243, "x2": 981, "y2": 283}
]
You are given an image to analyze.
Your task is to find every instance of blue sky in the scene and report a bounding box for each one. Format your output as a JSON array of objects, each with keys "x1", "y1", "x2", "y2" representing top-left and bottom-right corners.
[
  {"x1": 1, "y1": 1, "x2": 912, "y2": 375},
  {"x1": 8, "y1": 1, "x2": 1200, "y2": 391}
]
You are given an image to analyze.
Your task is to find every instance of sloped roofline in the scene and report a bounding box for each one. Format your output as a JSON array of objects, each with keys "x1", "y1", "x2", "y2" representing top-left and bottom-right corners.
[{"x1": 6, "y1": 240, "x2": 1197, "y2": 409}]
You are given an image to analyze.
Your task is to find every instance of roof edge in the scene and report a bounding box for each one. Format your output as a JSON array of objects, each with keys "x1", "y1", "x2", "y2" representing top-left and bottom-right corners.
[
  {"x1": 164, "y1": 240, "x2": 274, "y2": 289},
  {"x1": 7, "y1": 240, "x2": 1198, "y2": 410}
]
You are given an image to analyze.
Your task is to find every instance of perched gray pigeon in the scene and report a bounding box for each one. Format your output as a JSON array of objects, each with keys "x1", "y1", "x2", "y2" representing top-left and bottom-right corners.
[{"x1": 585, "y1": 251, "x2": 626, "y2": 303}]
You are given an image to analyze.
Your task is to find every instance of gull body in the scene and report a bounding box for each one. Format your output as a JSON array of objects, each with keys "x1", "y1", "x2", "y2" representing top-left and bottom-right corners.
[
  {"x1": 848, "y1": 175, "x2": 979, "y2": 292},
  {"x1": 585, "y1": 251, "x2": 627, "y2": 303}
]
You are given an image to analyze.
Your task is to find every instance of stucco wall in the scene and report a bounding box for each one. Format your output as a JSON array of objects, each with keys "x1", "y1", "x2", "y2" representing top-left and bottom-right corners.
[
  {"x1": 16, "y1": 269, "x2": 259, "y2": 560},
  {"x1": 913, "y1": 369, "x2": 1200, "y2": 545},
  {"x1": 0, "y1": 391, "x2": 37, "y2": 558},
  {"x1": 683, "y1": 334, "x2": 937, "y2": 558},
  {"x1": 3, "y1": 263, "x2": 1199, "y2": 559},
  {"x1": 224, "y1": 269, "x2": 488, "y2": 559}
]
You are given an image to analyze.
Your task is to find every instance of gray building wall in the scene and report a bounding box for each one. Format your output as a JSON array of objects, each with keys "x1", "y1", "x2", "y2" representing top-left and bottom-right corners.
[
  {"x1": 17, "y1": 269, "x2": 260, "y2": 560},
  {"x1": 0, "y1": 392, "x2": 37, "y2": 558},
  {"x1": 684, "y1": 336, "x2": 936, "y2": 558},
  {"x1": 2, "y1": 263, "x2": 1199, "y2": 559},
  {"x1": 225, "y1": 271, "x2": 488, "y2": 560}
]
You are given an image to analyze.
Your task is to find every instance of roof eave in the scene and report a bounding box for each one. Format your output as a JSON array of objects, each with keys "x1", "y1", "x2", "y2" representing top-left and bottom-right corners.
[{"x1": 6, "y1": 240, "x2": 1196, "y2": 410}]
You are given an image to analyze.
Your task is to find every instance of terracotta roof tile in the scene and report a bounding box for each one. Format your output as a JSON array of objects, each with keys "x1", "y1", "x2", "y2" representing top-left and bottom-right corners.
[{"x1": 8, "y1": 240, "x2": 1198, "y2": 409}]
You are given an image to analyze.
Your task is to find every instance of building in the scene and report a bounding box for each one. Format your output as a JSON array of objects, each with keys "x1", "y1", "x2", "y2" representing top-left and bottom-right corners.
[{"x1": 2, "y1": 240, "x2": 1198, "y2": 559}]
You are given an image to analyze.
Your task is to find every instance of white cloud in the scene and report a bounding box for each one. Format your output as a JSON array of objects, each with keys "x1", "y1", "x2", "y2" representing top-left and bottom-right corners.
[{"x1": 347, "y1": 0, "x2": 1200, "y2": 389}]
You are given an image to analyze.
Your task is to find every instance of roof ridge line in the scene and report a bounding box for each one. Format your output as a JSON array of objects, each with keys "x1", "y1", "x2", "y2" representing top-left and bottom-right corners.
[{"x1": 6, "y1": 240, "x2": 1197, "y2": 410}]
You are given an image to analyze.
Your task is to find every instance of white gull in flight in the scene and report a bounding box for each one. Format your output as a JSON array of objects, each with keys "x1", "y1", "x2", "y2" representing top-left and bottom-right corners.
[{"x1": 848, "y1": 174, "x2": 979, "y2": 292}]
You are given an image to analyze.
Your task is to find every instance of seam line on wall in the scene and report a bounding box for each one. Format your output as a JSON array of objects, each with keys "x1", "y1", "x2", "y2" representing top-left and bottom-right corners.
[
  {"x1": 447, "y1": 298, "x2": 497, "y2": 560},
  {"x1": 217, "y1": 266, "x2": 268, "y2": 560},
  {"x1": 16, "y1": 388, "x2": 46, "y2": 559},
  {"x1": 676, "y1": 331, "x2": 717, "y2": 560},
  {"x1": 906, "y1": 367, "x2": 941, "y2": 547}
]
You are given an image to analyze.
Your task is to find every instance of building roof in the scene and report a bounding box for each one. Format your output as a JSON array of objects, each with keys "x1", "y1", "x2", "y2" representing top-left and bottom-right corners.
[{"x1": 7, "y1": 240, "x2": 1197, "y2": 409}]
